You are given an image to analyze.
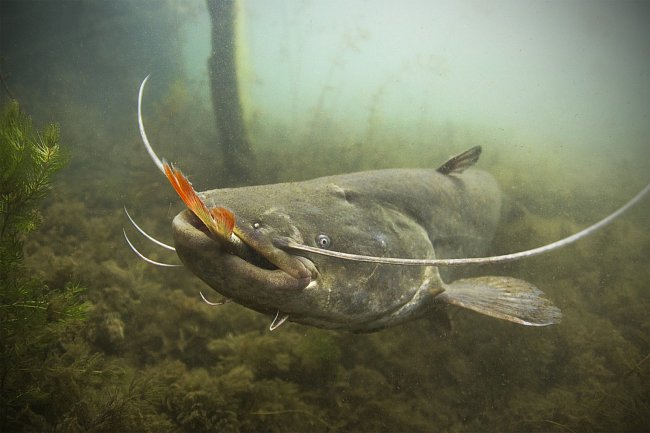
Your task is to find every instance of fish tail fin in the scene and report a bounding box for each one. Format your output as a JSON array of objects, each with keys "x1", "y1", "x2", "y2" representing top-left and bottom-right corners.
[
  {"x1": 438, "y1": 276, "x2": 561, "y2": 326},
  {"x1": 436, "y1": 145, "x2": 482, "y2": 175}
]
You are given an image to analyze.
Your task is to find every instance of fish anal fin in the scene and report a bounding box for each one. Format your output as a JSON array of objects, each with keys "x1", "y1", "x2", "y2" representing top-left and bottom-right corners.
[
  {"x1": 436, "y1": 145, "x2": 482, "y2": 175},
  {"x1": 438, "y1": 276, "x2": 561, "y2": 326}
]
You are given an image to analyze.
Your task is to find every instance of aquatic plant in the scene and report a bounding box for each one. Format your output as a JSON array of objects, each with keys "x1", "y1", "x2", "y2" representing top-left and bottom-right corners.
[
  {"x1": 0, "y1": 102, "x2": 176, "y2": 432},
  {"x1": 0, "y1": 100, "x2": 81, "y2": 427},
  {"x1": 0, "y1": 101, "x2": 170, "y2": 433}
]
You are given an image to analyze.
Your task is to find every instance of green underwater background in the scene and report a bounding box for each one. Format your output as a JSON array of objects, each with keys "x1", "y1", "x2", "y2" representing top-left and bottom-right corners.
[{"x1": 1, "y1": 1, "x2": 649, "y2": 432}]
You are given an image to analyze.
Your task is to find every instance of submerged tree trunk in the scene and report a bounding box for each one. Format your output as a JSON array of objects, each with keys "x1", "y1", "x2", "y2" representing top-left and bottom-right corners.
[{"x1": 206, "y1": 0, "x2": 255, "y2": 185}]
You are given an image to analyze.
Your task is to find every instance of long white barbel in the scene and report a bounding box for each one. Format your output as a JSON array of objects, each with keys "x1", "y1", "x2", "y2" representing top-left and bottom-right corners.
[
  {"x1": 138, "y1": 75, "x2": 165, "y2": 175},
  {"x1": 139, "y1": 77, "x2": 648, "y2": 268},
  {"x1": 279, "y1": 182, "x2": 649, "y2": 266}
]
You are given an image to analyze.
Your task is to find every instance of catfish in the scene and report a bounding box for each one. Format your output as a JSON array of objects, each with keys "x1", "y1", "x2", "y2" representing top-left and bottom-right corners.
[{"x1": 126, "y1": 76, "x2": 649, "y2": 332}]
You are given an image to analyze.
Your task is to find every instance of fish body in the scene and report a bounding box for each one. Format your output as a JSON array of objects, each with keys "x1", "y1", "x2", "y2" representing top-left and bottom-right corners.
[
  {"x1": 172, "y1": 160, "x2": 550, "y2": 332},
  {"x1": 134, "y1": 77, "x2": 565, "y2": 332},
  {"x1": 130, "y1": 77, "x2": 650, "y2": 332}
]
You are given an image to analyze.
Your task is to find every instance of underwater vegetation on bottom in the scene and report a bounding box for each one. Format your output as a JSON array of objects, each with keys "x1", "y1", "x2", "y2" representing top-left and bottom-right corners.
[
  {"x1": 0, "y1": 101, "x2": 170, "y2": 432},
  {"x1": 0, "y1": 100, "x2": 83, "y2": 427},
  {"x1": 2, "y1": 89, "x2": 649, "y2": 432}
]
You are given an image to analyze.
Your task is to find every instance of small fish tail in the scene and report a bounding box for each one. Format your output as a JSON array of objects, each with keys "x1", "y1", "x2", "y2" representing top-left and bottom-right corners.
[
  {"x1": 163, "y1": 162, "x2": 235, "y2": 240},
  {"x1": 210, "y1": 207, "x2": 235, "y2": 238}
]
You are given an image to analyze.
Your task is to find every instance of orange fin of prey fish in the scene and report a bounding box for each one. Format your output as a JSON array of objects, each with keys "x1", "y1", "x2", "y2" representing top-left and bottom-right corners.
[
  {"x1": 163, "y1": 162, "x2": 235, "y2": 241},
  {"x1": 210, "y1": 207, "x2": 235, "y2": 239}
]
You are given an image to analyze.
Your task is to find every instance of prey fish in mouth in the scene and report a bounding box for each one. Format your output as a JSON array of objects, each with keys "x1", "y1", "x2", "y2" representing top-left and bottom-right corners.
[
  {"x1": 161, "y1": 161, "x2": 314, "y2": 284},
  {"x1": 125, "y1": 76, "x2": 649, "y2": 333},
  {"x1": 162, "y1": 162, "x2": 234, "y2": 243}
]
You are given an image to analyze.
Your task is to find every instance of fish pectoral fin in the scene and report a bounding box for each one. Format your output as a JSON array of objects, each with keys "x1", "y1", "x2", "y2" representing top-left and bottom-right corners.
[
  {"x1": 437, "y1": 276, "x2": 562, "y2": 326},
  {"x1": 436, "y1": 145, "x2": 482, "y2": 175}
]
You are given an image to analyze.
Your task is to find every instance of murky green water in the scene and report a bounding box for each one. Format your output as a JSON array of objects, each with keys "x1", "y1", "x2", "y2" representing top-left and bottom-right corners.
[{"x1": 1, "y1": 1, "x2": 648, "y2": 432}]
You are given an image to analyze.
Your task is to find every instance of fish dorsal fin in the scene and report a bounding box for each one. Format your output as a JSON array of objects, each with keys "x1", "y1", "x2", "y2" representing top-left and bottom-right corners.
[{"x1": 436, "y1": 146, "x2": 482, "y2": 175}]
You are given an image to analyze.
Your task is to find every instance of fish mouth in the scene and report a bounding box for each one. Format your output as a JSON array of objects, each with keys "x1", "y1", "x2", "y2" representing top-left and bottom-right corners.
[
  {"x1": 183, "y1": 211, "x2": 277, "y2": 270},
  {"x1": 172, "y1": 210, "x2": 313, "y2": 291}
]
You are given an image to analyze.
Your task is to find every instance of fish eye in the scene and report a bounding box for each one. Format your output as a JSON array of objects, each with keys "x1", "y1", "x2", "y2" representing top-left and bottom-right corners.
[
  {"x1": 316, "y1": 234, "x2": 331, "y2": 249},
  {"x1": 253, "y1": 222, "x2": 261, "y2": 230}
]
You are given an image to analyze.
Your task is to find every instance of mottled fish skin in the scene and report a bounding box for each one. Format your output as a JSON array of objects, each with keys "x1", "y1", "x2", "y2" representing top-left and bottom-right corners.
[{"x1": 173, "y1": 163, "x2": 508, "y2": 332}]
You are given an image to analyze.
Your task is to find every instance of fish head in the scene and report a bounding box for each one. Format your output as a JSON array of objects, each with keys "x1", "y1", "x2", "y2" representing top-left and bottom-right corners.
[
  {"x1": 172, "y1": 179, "x2": 437, "y2": 330},
  {"x1": 171, "y1": 191, "x2": 317, "y2": 315}
]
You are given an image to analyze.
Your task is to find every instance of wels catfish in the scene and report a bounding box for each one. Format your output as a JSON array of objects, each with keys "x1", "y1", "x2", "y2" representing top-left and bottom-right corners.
[{"x1": 126, "y1": 77, "x2": 649, "y2": 332}]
